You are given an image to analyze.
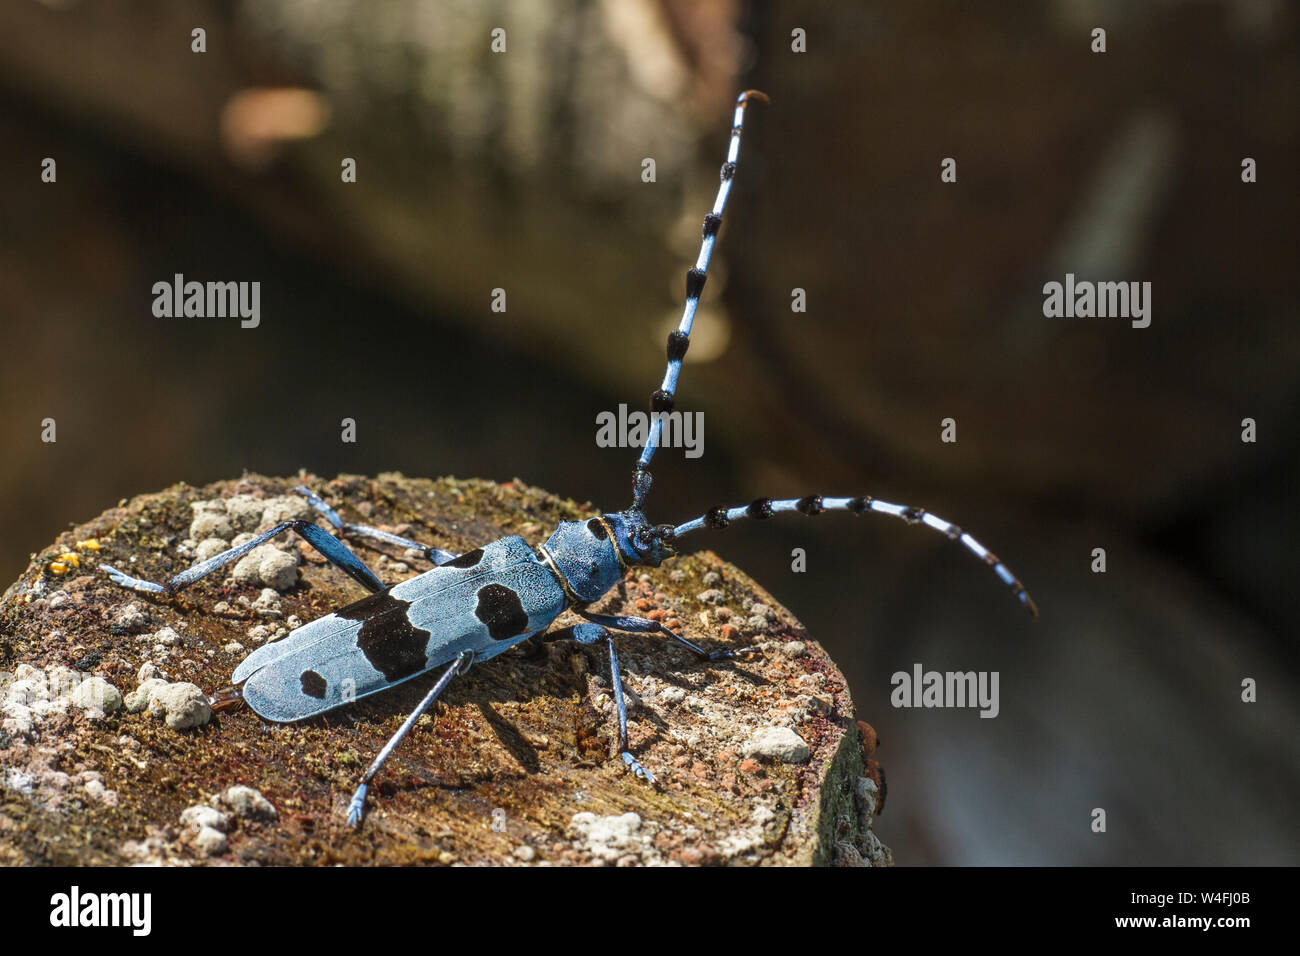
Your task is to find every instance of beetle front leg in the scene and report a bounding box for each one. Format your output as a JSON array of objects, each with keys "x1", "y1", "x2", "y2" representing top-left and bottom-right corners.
[
  {"x1": 576, "y1": 610, "x2": 760, "y2": 662},
  {"x1": 559, "y1": 623, "x2": 657, "y2": 784}
]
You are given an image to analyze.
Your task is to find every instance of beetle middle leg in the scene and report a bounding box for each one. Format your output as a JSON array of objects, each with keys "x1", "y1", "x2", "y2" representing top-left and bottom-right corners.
[
  {"x1": 295, "y1": 486, "x2": 461, "y2": 565},
  {"x1": 346, "y1": 649, "x2": 473, "y2": 828}
]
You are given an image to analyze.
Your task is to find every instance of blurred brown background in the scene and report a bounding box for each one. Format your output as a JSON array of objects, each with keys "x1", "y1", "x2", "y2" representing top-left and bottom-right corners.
[{"x1": 1, "y1": 0, "x2": 1296, "y2": 864}]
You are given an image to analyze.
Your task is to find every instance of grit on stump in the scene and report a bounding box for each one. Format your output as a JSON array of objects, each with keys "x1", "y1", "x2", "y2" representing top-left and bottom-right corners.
[{"x1": 0, "y1": 473, "x2": 889, "y2": 866}]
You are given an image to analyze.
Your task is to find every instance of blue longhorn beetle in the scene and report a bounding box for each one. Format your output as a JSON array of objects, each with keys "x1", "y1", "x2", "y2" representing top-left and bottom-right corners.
[{"x1": 99, "y1": 91, "x2": 1037, "y2": 827}]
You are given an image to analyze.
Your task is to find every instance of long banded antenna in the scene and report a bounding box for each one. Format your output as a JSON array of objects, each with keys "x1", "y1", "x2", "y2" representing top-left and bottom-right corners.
[{"x1": 632, "y1": 89, "x2": 769, "y2": 510}]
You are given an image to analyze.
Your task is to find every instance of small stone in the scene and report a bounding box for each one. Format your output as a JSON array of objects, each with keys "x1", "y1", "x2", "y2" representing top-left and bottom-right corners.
[
  {"x1": 739, "y1": 758, "x2": 761, "y2": 774},
  {"x1": 797, "y1": 693, "x2": 832, "y2": 716},
  {"x1": 84, "y1": 779, "x2": 118, "y2": 806},
  {"x1": 189, "y1": 504, "x2": 233, "y2": 541},
  {"x1": 181, "y1": 804, "x2": 230, "y2": 832},
  {"x1": 2, "y1": 702, "x2": 34, "y2": 736},
  {"x1": 246, "y1": 624, "x2": 273, "y2": 645},
  {"x1": 67, "y1": 677, "x2": 123, "y2": 714},
  {"x1": 570, "y1": 811, "x2": 643, "y2": 863},
  {"x1": 194, "y1": 538, "x2": 230, "y2": 563},
  {"x1": 260, "y1": 496, "x2": 310, "y2": 527},
  {"x1": 192, "y1": 826, "x2": 228, "y2": 857},
  {"x1": 514, "y1": 845, "x2": 536, "y2": 862},
  {"x1": 125, "y1": 678, "x2": 167, "y2": 713},
  {"x1": 6, "y1": 678, "x2": 48, "y2": 705},
  {"x1": 152, "y1": 626, "x2": 182, "y2": 647},
  {"x1": 258, "y1": 549, "x2": 300, "y2": 590},
  {"x1": 253, "y1": 588, "x2": 282, "y2": 611},
  {"x1": 137, "y1": 661, "x2": 158, "y2": 682},
  {"x1": 702, "y1": 571, "x2": 721, "y2": 586},
  {"x1": 219, "y1": 784, "x2": 277, "y2": 821},
  {"x1": 855, "y1": 775, "x2": 879, "y2": 817},
  {"x1": 782, "y1": 640, "x2": 807, "y2": 659},
  {"x1": 659, "y1": 686, "x2": 686, "y2": 705},
  {"x1": 746, "y1": 615, "x2": 769, "y2": 633},
  {"x1": 223, "y1": 642, "x2": 245, "y2": 655},
  {"x1": 112, "y1": 603, "x2": 150, "y2": 633},
  {"x1": 224, "y1": 494, "x2": 267, "y2": 532},
  {"x1": 742, "y1": 726, "x2": 811, "y2": 764},
  {"x1": 148, "y1": 682, "x2": 212, "y2": 730},
  {"x1": 232, "y1": 544, "x2": 300, "y2": 590},
  {"x1": 697, "y1": 589, "x2": 725, "y2": 605}
]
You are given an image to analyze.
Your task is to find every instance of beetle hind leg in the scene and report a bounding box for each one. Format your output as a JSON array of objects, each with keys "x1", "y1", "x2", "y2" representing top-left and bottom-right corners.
[{"x1": 100, "y1": 518, "x2": 386, "y2": 597}]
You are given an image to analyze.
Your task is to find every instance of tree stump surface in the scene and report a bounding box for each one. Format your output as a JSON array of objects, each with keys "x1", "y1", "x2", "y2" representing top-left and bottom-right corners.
[{"x1": 0, "y1": 473, "x2": 889, "y2": 866}]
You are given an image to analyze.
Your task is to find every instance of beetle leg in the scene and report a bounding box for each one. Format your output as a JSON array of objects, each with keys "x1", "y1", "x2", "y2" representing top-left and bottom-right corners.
[
  {"x1": 346, "y1": 649, "x2": 473, "y2": 828},
  {"x1": 100, "y1": 519, "x2": 385, "y2": 596},
  {"x1": 296, "y1": 486, "x2": 459, "y2": 565},
  {"x1": 552, "y1": 623, "x2": 657, "y2": 784},
  {"x1": 576, "y1": 609, "x2": 759, "y2": 662}
]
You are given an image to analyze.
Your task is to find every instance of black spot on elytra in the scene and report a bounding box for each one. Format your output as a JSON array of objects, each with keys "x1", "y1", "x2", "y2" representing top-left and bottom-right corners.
[
  {"x1": 337, "y1": 590, "x2": 430, "y2": 682},
  {"x1": 847, "y1": 497, "x2": 871, "y2": 514},
  {"x1": 446, "y1": 548, "x2": 485, "y2": 568},
  {"x1": 651, "y1": 389, "x2": 674, "y2": 413},
  {"x1": 747, "y1": 498, "x2": 774, "y2": 519},
  {"x1": 300, "y1": 670, "x2": 327, "y2": 699},
  {"x1": 702, "y1": 213, "x2": 722, "y2": 237},
  {"x1": 475, "y1": 584, "x2": 530, "y2": 641},
  {"x1": 586, "y1": 518, "x2": 608, "y2": 540},
  {"x1": 721, "y1": 161, "x2": 736, "y2": 180}
]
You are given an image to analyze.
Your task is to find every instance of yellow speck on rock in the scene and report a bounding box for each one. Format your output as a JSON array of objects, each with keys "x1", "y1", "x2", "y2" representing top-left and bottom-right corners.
[{"x1": 49, "y1": 551, "x2": 81, "y2": 575}]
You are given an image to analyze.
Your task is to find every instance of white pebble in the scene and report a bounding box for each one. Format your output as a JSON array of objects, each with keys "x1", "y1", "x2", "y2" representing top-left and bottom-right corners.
[
  {"x1": 148, "y1": 682, "x2": 212, "y2": 730},
  {"x1": 180, "y1": 804, "x2": 230, "y2": 832},
  {"x1": 125, "y1": 678, "x2": 167, "y2": 713},
  {"x1": 67, "y1": 677, "x2": 123, "y2": 714},
  {"x1": 742, "y1": 726, "x2": 811, "y2": 764},
  {"x1": 219, "y1": 785, "x2": 277, "y2": 821}
]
